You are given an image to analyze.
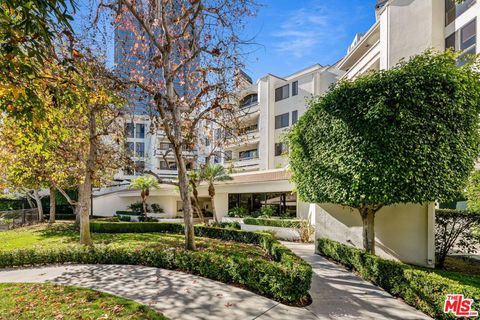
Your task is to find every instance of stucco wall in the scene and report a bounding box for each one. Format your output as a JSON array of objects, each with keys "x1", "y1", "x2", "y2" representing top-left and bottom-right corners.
[{"x1": 315, "y1": 203, "x2": 435, "y2": 267}]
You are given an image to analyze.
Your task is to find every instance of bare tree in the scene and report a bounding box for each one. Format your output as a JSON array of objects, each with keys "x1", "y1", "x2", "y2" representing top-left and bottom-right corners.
[{"x1": 96, "y1": 0, "x2": 256, "y2": 250}]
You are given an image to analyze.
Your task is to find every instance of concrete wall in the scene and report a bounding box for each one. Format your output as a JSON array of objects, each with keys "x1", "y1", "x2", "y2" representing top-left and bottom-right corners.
[{"x1": 315, "y1": 203, "x2": 435, "y2": 267}]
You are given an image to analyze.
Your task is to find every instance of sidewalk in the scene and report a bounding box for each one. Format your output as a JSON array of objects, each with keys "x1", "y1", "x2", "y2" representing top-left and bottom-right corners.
[
  {"x1": 0, "y1": 244, "x2": 431, "y2": 319},
  {"x1": 282, "y1": 242, "x2": 431, "y2": 319}
]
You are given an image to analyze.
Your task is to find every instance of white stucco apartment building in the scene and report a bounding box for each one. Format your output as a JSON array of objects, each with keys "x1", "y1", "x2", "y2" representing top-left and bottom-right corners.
[{"x1": 94, "y1": 0, "x2": 479, "y2": 267}]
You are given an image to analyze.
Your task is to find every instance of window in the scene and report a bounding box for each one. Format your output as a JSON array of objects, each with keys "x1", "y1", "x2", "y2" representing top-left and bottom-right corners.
[
  {"x1": 292, "y1": 81, "x2": 298, "y2": 96},
  {"x1": 228, "y1": 192, "x2": 297, "y2": 217},
  {"x1": 445, "y1": 32, "x2": 456, "y2": 50},
  {"x1": 159, "y1": 161, "x2": 177, "y2": 170},
  {"x1": 135, "y1": 123, "x2": 145, "y2": 138},
  {"x1": 214, "y1": 128, "x2": 222, "y2": 140},
  {"x1": 240, "y1": 94, "x2": 258, "y2": 108},
  {"x1": 292, "y1": 110, "x2": 298, "y2": 125},
  {"x1": 239, "y1": 149, "x2": 258, "y2": 160},
  {"x1": 159, "y1": 142, "x2": 172, "y2": 150},
  {"x1": 275, "y1": 84, "x2": 289, "y2": 102},
  {"x1": 127, "y1": 142, "x2": 134, "y2": 155},
  {"x1": 275, "y1": 113, "x2": 289, "y2": 129},
  {"x1": 135, "y1": 142, "x2": 145, "y2": 157},
  {"x1": 125, "y1": 123, "x2": 134, "y2": 138},
  {"x1": 460, "y1": 19, "x2": 476, "y2": 50},
  {"x1": 134, "y1": 161, "x2": 145, "y2": 175},
  {"x1": 445, "y1": 0, "x2": 476, "y2": 26},
  {"x1": 224, "y1": 151, "x2": 232, "y2": 161},
  {"x1": 275, "y1": 143, "x2": 288, "y2": 156}
]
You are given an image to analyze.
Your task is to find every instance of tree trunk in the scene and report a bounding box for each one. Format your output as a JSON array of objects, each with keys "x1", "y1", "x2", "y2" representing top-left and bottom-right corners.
[
  {"x1": 175, "y1": 148, "x2": 196, "y2": 250},
  {"x1": 142, "y1": 194, "x2": 148, "y2": 218},
  {"x1": 49, "y1": 187, "x2": 56, "y2": 224},
  {"x1": 78, "y1": 110, "x2": 96, "y2": 246},
  {"x1": 359, "y1": 206, "x2": 377, "y2": 254},
  {"x1": 208, "y1": 184, "x2": 217, "y2": 223},
  {"x1": 33, "y1": 189, "x2": 44, "y2": 222}
]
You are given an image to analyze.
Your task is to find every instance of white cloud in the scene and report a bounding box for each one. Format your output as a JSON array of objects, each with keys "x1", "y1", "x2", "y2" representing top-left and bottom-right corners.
[{"x1": 271, "y1": 4, "x2": 337, "y2": 58}]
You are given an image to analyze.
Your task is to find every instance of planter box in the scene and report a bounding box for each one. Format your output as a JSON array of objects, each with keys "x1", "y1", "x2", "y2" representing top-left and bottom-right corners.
[{"x1": 240, "y1": 223, "x2": 302, "y2": 241}]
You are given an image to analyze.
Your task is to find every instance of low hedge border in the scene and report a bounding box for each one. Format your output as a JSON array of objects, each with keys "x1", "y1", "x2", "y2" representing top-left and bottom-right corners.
[
  {"x1": 0, "y1": 222, "x2": 312, "y2": 304},
  {"x1": 115, "y1": 211, "x2": 142, "y2": 216},
  {"x1": 243, "y1": 218, "x2": 303, "y2": 228},
  {"x1": 317, "y1": 238, "x2": 480, "y2": 319}
]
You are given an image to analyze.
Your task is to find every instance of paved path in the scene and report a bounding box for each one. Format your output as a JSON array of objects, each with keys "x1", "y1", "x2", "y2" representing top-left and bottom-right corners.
[
  {"x1": 0, "y1": 244, "x2": 431, "y2": 319},
  {"x1": 282, "y1": 242, "x2": 431, "y2": 320}
]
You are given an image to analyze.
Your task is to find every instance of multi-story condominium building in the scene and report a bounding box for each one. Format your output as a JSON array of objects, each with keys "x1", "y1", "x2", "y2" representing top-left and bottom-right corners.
[
  {"x1": 338, "y1": 0, "x2": 478, "y2": 79},
  {"x1": 113, "y1": 16, "x2": 205, "y2": 181},
  {"x1": 220, "y1": 65, "x2": 340, "y2": 173}
]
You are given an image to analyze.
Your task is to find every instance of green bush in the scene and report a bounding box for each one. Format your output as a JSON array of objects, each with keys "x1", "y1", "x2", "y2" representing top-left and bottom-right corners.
[
  {"x1": 317, "y1": 238, "x2": 480, "y2": 319},
  {"x1": 228, "y1": 206, "x2": 248, "y2": 218},
  {"x1": 243, "y1": 218, "x2": 303, "y2": 228},
  {"x1": 219, "y1": 222, "x2": 241, "y2": 230},
  {"x1": 90, "y1": 221, "x2": 311, "y2": 303},
  {"x1": 150, "y1": 203, "x2": 164, "y2": 213},
  {"x1": 116, "y1": 211, "x2": 142, "y2": 216}
]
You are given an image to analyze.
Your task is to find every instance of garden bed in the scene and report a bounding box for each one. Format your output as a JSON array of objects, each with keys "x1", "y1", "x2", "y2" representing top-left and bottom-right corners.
[
  {"x1": 0, "y1": 283, "x2": 167, "y2": 319},
  {"x1": 0, "y1": 222, "x2": 312, "y2": 305},
  {"x1": 317, "y1": 237, "x2": 480, "y2": 319}
]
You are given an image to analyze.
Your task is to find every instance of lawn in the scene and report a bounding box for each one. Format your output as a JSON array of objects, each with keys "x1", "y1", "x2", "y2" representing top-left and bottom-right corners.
[
  {"x1": 0, "y1": 223, "x2": 269, "y2": 260},
  {"x1": 432, "y1": 256, "x2": 480, "y2": 288},
  {"x1": 0, "y1": 283, "x2": 167, "y2": 320}
]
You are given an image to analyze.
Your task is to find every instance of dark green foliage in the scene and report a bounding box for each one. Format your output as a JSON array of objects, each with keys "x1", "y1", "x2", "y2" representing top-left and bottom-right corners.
[
  {"x1": 128, "y1": 202, "x2": 147, "y2": 213},
  {"x1": 0, "y1": 199, "x2": 25, "y2": 211},
  {"x1": 150, "y1": 204, "x2": 164, "y2": 213},
  {"x1": 243, "y1": 218, "x2": 303, "y2": 228},
  {"x1": 228, "y1": 206, "x2": 248, "y2": 217},
  {"x1": 288, "y1": 51, "x2": 480, "y2": 207},
  {"x1": 317, "y1": 238, "x2": 480, "y2": 319},
  {"x1": 219, "y1": 222, "x2": 241, "y2": 230},
  {"x1": 435, "y1": 209, "x2": 480, "y2": 268},
  {"x1": 0, "y1": 222, "x2": 312, "y2": 304},
  {"x1": 116, "y1": 211, "x2": 142, "y2": 216}
]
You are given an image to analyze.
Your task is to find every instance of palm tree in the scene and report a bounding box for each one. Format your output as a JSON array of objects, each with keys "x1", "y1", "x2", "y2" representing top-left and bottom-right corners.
[
  {"x1": 129, "y1": 175, "x2": 159, "y2": 218},
  {"x1": 200, "y1": 164, "x2": 233, "y2": 222}
]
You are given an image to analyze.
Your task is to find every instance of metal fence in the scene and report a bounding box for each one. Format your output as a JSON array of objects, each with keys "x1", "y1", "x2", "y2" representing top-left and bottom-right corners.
[{"x1": 0, "y1": 209, "x2": 39, "y2": 230}]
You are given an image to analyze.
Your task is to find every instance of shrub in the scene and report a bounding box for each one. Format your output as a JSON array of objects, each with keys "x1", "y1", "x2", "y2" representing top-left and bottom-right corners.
[
  {"x1": 116, "y1": 211, "x2": 142, "y2": 216},
  {"x1": 317, "y1": 238, "x2": 480, "y2": 319},
  {"x1": 259, "y1": 205, "x2": 276, "y2": 217},
  {"x1": 87, "y1": 221, "x2": 311, "y2": 303},
  {"x1": 243, "y1": 218, "x2": 303, "y2": 228},
  {"x1": 150, "y1": 204, "x2": 164, "y2": 213},
  {"x1": 128, "y1": 201, "x2": 148, "y2": 213},
  {"x1": 219, "y1": 222, "x2": 241, "y2": 230},
  {"x1": 435, "y1": 209, "x2": 480, "y2": 268},
  {"x1": 118, "y1": 215, "x2": 131, "y2": 222},
  {"x1": 228, "y1": 206, "x2": 248, "y2": 218}
]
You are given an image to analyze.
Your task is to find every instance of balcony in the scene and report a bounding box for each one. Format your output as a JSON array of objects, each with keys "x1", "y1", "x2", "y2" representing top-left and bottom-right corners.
[
  {"x1": 224, "y1": 129, "x2": 260, "y2": 149},
  {"x1": 236, "y1": 102, "x2": 260, "y2": 119},
  {"x1": 229, "y1": 157, "x2": 260, "y2": 171}
]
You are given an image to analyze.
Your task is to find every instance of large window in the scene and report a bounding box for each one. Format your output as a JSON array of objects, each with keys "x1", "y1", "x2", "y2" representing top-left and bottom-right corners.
[
  {"x1": 445, "y1": 32, "x2": 456, "y2": 50},
  {"x1": 275, "y1": 142, "x2": 288, "y2": 156},
  {"x1": 228, "y1": 192, "x2": 297, "y2": 217},
  {"x1": 275, "y1": 84, "x2": 289, "y2": 102},
  {"x1": 292, "y1": 81, "x2": 298, "y2": 96},
  {"x1": 135, "y1": 142, "x2": 145, "y2": 157},
  {"x1": 275, "y1": 113, "x2": 289, "y2": 129},
  {"x1": 292, "y1": 110, "x2": 298, "y2": 125},
  {"x1": 239, "y1": 149, "x2": 258, "y2": 160},
  {"x1": 240, "y1": 94, "x2": 258, "y2": 108},
  {"x1": 125, "y1": 123, "x2": 134, "y2": 138},
  {"x1": 445, "y1": 0, "x2": 476, "y2": 26},
  {"x1": 460, "y1": 19, "x2": 476, "y2": 50},
  {"x1": 135, "y1": 124, "x2": 145, "y2": 138}
]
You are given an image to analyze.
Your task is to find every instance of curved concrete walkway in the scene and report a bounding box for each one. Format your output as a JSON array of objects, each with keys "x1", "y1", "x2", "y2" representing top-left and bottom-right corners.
[{"x1": 0, "y1": 244, "x2": 431, "y2": 319}]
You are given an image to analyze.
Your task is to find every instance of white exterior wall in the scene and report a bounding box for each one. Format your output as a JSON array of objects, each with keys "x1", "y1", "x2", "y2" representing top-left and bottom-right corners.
[{"x1": 315, "y1": 203, "x2": 436, "y2": 268}]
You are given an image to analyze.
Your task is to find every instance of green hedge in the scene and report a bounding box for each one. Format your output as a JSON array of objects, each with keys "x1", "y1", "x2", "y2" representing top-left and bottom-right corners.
[
  {"x1": 0, "y1": 222, "x2": 312, "y2": 304},
  {"x1": 45, "y1": 214, "x2": 76, "y2": 221},
  {"x1": 317, "y1": 238, "x2": 480, "y2": 319},
  {"x1": 116, "y1": 211, "x2": 142, "y2": 216},
  {"x1": 243, "y1": 218, "x2": 303, "y2": 228}
]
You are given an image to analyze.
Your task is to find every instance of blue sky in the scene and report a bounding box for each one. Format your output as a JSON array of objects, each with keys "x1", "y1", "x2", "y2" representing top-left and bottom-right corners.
[
  {"x1": 74, "y1": 0, "x2": 377, "y2": 81},
  {"x1": 241, "y1": 0, "x2": 377, "y2": 80}
]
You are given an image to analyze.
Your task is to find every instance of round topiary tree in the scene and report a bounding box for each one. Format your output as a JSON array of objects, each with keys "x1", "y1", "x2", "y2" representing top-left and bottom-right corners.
[{"x1": 288, "y1": 51, "x2": 480, "y2": 254}]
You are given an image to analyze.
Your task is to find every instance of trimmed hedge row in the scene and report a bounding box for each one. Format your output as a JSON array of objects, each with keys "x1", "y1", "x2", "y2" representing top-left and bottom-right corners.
[
  {"x1": 243, "y1": 218, "x2": 303, "y2": 228},
  {"x1": 116, "y1": 211, "x2": 142, "y2": 216},
  {"x1": 317, "y1": 238, "x2": 480, "y2": 319},
  {"x1": 0, "y1": 222, "x2": 312, "y2": 304}
]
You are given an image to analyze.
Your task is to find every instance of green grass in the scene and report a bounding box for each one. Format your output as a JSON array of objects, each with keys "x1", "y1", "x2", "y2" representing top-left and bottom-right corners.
[
  {"x1": 0, "y1": 222, "x2": 269, "y2": 260},
  {"x1": 431, "y1": 256, "x2": 480, "y2": 288},
  {"x1": 0, "y1": 283, "x2": 167, "y2": 320}
]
